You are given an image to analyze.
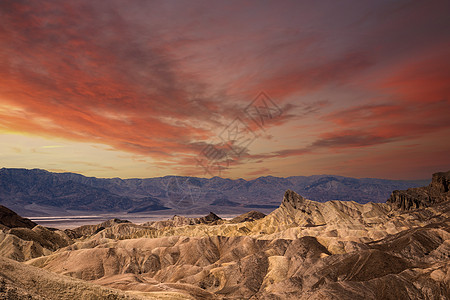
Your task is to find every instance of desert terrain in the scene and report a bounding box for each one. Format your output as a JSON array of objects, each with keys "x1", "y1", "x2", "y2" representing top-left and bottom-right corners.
[{"x1": 0, "y1": 171, "x2": 449, "y2": 299}]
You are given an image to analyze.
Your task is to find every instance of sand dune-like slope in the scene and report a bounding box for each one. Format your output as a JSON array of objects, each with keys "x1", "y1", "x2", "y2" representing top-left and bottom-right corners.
[
  {"x1": 0, "y1": 224, "x2": 72, "y2": 261},
  {"x1": 0, "y1": 255, "x2": 152, "y2": 299}
]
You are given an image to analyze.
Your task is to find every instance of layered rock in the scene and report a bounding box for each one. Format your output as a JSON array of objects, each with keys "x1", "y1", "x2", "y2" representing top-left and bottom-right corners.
[
  {"x1": 27, "y1": 221, "x2": 450, "y2": 299},
  {"x1": 0, "y1": 225, "x2": 72, "y2": 261},
  {"x1": 387, "y1": 171, "x2": 450, "y2": 210}
]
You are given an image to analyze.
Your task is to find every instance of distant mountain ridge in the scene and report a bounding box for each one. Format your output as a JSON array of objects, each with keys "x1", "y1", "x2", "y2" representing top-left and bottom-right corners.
[{"x1": 0, "y1": 168, "x2": 428, "y2": 216}]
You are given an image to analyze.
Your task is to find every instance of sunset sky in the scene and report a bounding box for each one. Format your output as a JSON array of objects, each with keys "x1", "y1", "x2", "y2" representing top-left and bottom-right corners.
[{"x1": 0, "y1": 0, "x2": 449, "y2": 180}]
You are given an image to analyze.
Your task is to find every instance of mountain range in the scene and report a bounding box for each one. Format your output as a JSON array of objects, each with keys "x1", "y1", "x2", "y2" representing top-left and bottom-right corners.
[
  {"x1": 0, "y1": 168, "x2": 428, "y2": 216},
  {"x1": 0, "y1": 170, "x2": 448, "y2": 299}
]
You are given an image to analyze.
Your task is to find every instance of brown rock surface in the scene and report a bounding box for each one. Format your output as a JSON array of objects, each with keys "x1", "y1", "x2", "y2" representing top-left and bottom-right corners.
[
  {"x1": 387, "y1": 171, "x2": 450, "y2": 210},
  {"x1": 230, "y1": 211, "x2": 266, "y2": 223},
  {"x1": 0, "y1": 206, "x2": 72, "y2": 261},
  {"x1": 68, "y1": 218, "x2": 132, "y2": 238},
  {"x1": 0, "y1": 205, "x2": 37, "y2": 229}
]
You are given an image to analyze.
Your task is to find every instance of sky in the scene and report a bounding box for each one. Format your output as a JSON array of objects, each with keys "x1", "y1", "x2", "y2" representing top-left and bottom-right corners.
[{"x1": 0, "y1": 0, "x2": 449, "y2": 180}]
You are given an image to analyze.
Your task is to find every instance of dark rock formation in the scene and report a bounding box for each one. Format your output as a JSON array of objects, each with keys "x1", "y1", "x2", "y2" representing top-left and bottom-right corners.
[
  {"x1": 0, "y1": 205, "x2": 73, "y2": 261},
  {"x1": 387, "y1": 171, "x2": 450, "y2": 210},
  {"x1": 142, "y1": 212, "x2": 223, "y2": 229},
  {"x1": 198, "y1": 212, "x2": 222, "y2": 223},
  {"x1": 0, "y1": 205, "x2": 37, "y2": 229},
  {"x1": 68, "y1": 218, "x2": 131, "y2": 238},
  {"x1": 280, "y1": 189, "x2": 306, "y2": 210},
  {"x1": 230, "y1": 211, "x2": 266, "y2": 223}
]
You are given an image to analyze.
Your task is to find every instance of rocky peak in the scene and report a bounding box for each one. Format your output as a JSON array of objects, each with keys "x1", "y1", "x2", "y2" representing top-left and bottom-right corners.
[
  {"x1": 387, "y1": 171, "x2": 450, "y2": 210},
  {"x1": 200, "y1": 212, "x2": 221, "y2": 223}
]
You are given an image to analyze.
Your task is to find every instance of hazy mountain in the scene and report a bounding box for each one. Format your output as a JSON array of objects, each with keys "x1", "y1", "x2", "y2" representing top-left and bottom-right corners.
[{"x1": 0, "y1": 168, "x2": 428, "y2": 216}]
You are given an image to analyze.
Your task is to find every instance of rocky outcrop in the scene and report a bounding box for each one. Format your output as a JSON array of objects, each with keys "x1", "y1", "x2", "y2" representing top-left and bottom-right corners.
[
  {"x1": 198, "y1": 212, "x2": 222, "y2": 224},
  {"x1": 230, "y1": 211, "x2": 266, "y2": 223},
  {"x1": 0, "y1": 205, "x2": 37, "y2": 229},
  {"x1": 0, "y1": 206, "x2": 73, "y2": 261},
  {"x1": 68, "y1": 218, "x2": 131, "y2": 238},
  {"x1": 280, "y1": 189, "x2": 307, "y2": 210},
  {"x1": 387, "y1": 171, "x2": 450, "y2": 210},
  {"x1": 143, "y1": 212, "x2": 223, "y2": 230},
  {"x1": 0, "y1": 225, "x2": 72, "y2": 261},
  {"x1": 269, "y1": 189, "x2": 391, "y2": 229}
]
